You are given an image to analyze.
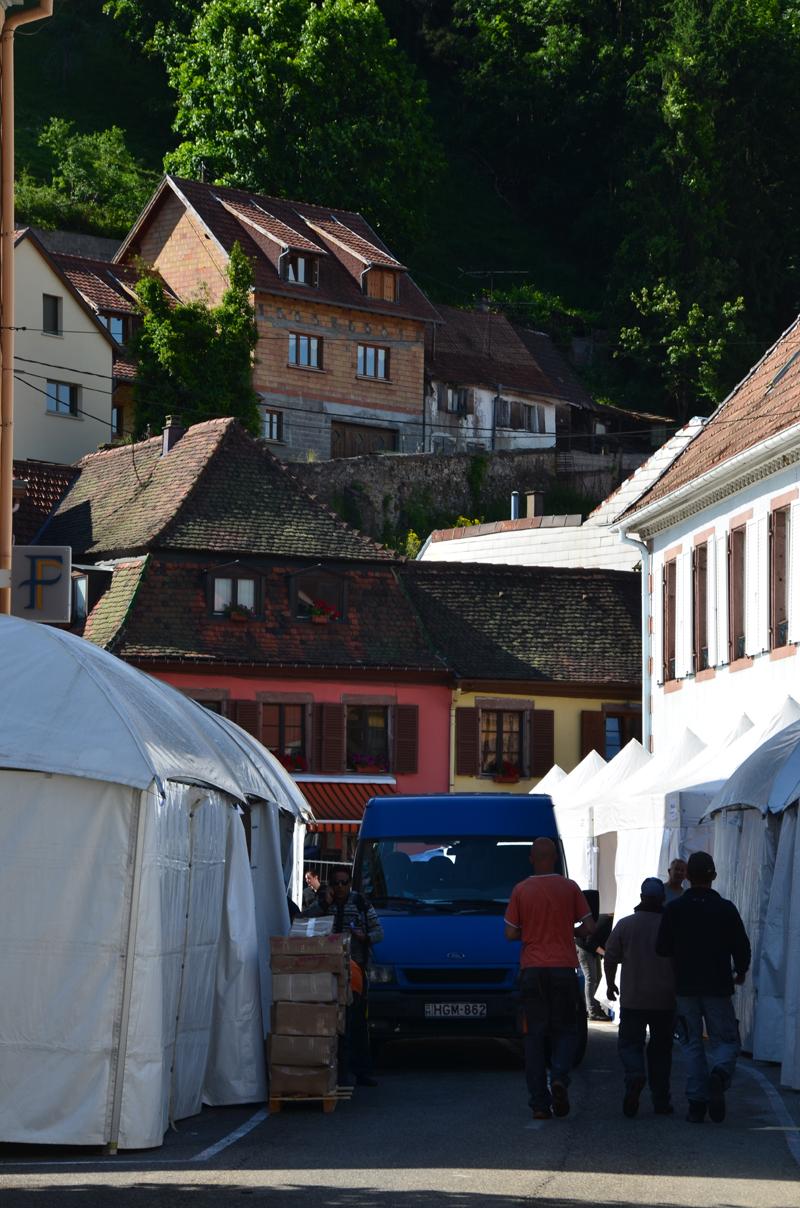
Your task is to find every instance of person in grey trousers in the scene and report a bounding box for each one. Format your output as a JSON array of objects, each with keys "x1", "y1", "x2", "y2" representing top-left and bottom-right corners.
[
  {"x1": 656, "y1": 852, "x2": 751, "y2": 1124},
  {"x1": 604, "y1": 877, "x2": 676, "y2": 1117}
]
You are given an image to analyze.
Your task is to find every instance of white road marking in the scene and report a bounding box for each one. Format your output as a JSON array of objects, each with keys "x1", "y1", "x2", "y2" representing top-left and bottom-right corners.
[
  {"x1": 739, "y1": 1064, "x2": 800, "y2": 1169},
  {"x1": 190, "y1": 1108, "x2": 269, "y2": 1162}
]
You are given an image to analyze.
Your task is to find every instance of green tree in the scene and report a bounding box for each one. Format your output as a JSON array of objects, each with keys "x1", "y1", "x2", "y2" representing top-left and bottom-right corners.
[
  {"x1": 619, "y1": 281, "x2": 745, "y2": 421},
  {"x1": 15, "y1": 118, "x2": 158, "y2": 236},
  {"x1": 154, "y1": 0, "x2": 441, "y2": 247},
  {"x1": 132, "y1": 242, "x2": 261, "y2": 437}
]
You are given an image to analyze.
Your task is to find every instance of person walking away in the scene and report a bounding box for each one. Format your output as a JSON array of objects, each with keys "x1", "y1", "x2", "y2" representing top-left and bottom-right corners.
[
  {"x1": 308, "y1": 864, "x2": 384, "y2": 1086},
  {"x1": 663, "y1": 858, "x2": 687, "y2": 904},
  {"x1": 656, "y1": 851, "x2": 750, "y2": 1124},
  {"x1": 505, "y1": 837, "x2": 595, "y2": 1120},
  {"x1": 604, "y1": 877, "x2": 676, "y2": 1117}
]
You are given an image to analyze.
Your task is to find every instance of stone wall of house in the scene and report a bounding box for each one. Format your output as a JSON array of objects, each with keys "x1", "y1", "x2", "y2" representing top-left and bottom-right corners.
[{"x1": 289, "y1": 447, "x2": 647, "y2": 541}]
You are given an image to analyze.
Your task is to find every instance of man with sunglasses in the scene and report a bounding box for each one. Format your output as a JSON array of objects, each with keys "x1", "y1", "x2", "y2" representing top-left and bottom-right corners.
[{"x1": 310, "y1": 864, "x2": 384, "y2": 1086}]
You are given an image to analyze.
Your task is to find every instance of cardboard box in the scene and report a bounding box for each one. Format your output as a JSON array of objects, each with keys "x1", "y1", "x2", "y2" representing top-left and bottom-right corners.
[
  {"x1": 270, "y1": 1063, "x2": 337, "y2": 1097},
  {"x1": 269, "y1": 1033, "x2": 338, "y2": 1067},
  {"x1": 272, "y1": 1001, "x2": 340, "y2": 1036},
  {"x1": 272, "y1": 972, "x2": 338, "y2": 1003},
  {"x1": 270, "y1": 933, "x2": 350, "y2": 959},
  {"x1": 271, "y1": 951, "x2": 346, "y2": 975}
]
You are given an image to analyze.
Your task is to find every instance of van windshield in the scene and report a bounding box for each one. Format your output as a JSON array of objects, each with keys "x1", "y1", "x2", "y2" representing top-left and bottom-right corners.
[{"x1": 359, "y1": 837, "x2": 562, "y2": 914}]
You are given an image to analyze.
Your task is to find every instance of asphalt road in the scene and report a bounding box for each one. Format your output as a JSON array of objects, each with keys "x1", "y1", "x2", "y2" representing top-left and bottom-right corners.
[{"x1": 1, "y1": 1022, "x2": 799, "y2": 1207}]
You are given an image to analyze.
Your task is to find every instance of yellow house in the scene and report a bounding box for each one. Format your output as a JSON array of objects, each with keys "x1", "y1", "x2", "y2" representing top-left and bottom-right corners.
[{"x1": 401, "y1": 561, "x2": 642, "y2": 792}]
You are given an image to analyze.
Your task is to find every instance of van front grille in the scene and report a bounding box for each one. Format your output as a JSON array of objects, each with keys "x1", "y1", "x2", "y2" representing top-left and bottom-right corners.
[{"x1": 403, "y1": 968, "x2": 507, "y2": 985}]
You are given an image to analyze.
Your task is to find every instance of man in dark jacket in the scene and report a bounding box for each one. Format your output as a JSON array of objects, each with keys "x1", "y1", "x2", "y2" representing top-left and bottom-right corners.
[{"x1": 656, "y1": 851, "x2": 751, "y2": 1124}]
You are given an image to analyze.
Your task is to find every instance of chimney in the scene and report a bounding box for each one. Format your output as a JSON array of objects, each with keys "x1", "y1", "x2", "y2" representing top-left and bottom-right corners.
[
  {"x1": 510, "y1": 491, "x2": 520, "y2": 520},
  {"x1": 162, "y1": 414, "x2": 186, "y2": 456},
  {"x1": 526, "y1": 490, "x2": 544, "y2": 518}
]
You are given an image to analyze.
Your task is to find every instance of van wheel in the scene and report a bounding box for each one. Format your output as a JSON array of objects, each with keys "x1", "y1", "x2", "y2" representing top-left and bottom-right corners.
[{"x1": 573, "y1": 1008, "x2": 588, "y2": 1068}]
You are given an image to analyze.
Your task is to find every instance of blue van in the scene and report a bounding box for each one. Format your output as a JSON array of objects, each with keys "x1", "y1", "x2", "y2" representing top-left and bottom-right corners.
[{"x1": 353, "y1": 793, "x2": 587, "y2": 1057}]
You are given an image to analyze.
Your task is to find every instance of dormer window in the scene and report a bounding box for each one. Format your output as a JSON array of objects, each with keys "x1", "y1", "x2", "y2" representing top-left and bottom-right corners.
[
  {"x1": 292, "y1": 568, "x2": 345, "y2": 622},
  {"x1": 211, "y1": 574, "x2": 259, "y2": 617},
  {"x1": 284, "y1": 253, "x2": 318, "y2": 286},
  {"x1": 365, "y1": 269, "x2": 398, "y2": 302},
  {"x1": 99, "y1": 313, "x2": 127, "y2": 343}
]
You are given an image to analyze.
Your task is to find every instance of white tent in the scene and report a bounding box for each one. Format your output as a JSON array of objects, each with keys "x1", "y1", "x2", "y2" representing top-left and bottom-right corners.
[
  {"x1": 591, "y1": 727, "x2": 706, "y2": 920},
  {"x1": 533, "y1": 763, "x2": 567, "y2": 796},
  {"x1": 546, "y1": 749, "x2": 606, "y2": 883},
  {"x1": 555, "y1": 740, "x2": 651, "y2": 897},
  {"x1": 703, "y1": 712, "x2": 800, "y2": 1084},
  {"x1": 0, "y1": 616, "x2": 310, "y2": 1148}
]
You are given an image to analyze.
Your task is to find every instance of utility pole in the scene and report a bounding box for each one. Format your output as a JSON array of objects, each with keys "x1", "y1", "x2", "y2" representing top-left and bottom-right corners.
[{"x1": 0, "y1": 1, "x2": 54, "y2": 614}]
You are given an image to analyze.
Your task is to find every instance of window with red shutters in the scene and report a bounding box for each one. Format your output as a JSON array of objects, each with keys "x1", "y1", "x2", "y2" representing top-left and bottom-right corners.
[
  {"x1": 693, "y1": 543, "x2": 709, "y2": 672},
  {"x1": 728, "y1": 527, "x2": 746, "y2": 661},
  {"x1": 662, "y1": 559, "x2": 677, "y2": 681},
  {"x1": 394, "y1": 705, "x2": 419, "y2": 775}
]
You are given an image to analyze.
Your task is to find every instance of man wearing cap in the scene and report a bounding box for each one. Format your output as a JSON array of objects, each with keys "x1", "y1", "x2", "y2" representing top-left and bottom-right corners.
[
  {"x1": 656, "y1": 851, "x2": 751, "y2": 1124},
  {"x1": 603, "y1": 878, "x2": 676, "y2": 1117},
  {"x1": 505, "y1": 837, "x2": 595, "y2": 1120}
]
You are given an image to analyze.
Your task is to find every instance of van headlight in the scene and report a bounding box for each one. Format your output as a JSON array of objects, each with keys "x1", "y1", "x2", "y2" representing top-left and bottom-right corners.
[{"x1": 368, "y1": 964, "x2": 396, "y2": 985}]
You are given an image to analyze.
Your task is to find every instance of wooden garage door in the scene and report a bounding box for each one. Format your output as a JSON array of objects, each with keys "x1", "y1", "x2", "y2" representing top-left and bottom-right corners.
[{"x1": 331, "y1": 421, "x2": 398, "y2": 458}]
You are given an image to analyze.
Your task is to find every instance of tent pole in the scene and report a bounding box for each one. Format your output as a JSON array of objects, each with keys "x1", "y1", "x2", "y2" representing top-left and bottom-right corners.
[{"x1": 106, "y1": 787, "x2": 149, "y2": 1154}]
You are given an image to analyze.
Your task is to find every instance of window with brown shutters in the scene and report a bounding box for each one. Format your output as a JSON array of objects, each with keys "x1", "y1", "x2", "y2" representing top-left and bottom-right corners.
[
  {"x1": 233, "y1": 700, "x2": 261, "y2": 737},
  {"x1": 662, "y1": 559, "x2": 677, "y2": 681},
  {"x1": 728, "y1": 526, "x2": 746, "y2": 661},
  {"x1": 770, "y1": 507, "x2": 789, "y2": 649},
  {"x1": 455, "y1": 707, "x2": 480, "y2": 776},
  {"x1": 531, "y1": 709, "x2": 555, "y2": 776},
  {"x1": 692, "y1": 543, "x2": 709, "y2": 671},
  {"x1": 580, "y1": 710, "x2": 606, "y2": 759},
  {"x1": 315, "y1": 703, "x2": 345, "y2": 773},
  {"x1": 394, "y1": 705, "x2": 419, "y2": 774},
  {"x1": 365, "y1": 269, "x2": 398, "y2": 301}
]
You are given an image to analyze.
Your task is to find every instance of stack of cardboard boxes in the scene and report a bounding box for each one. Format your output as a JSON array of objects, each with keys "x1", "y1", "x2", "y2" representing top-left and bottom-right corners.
[{"x1": 268, "y1": 918, "x2": 351, "y2": 1106}]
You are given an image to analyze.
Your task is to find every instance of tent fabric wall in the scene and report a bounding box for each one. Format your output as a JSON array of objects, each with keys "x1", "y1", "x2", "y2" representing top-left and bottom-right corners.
[
  {"x1": 0, "y1": 772, "x2": 136, "y2": 1146},
  {"x1": 249, "y1": 800, "x2": 292, "y2": 1036}
]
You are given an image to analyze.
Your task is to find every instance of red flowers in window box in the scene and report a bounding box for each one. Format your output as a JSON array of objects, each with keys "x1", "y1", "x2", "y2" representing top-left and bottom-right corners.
[
  {"x1": 278, "y1": 753, "x2": 307, "y2": 773},
  {"x1": 493, "y1": 760, "x2": 520, "y2": 784},
  {"x1": 309, "y1": 598, "x2": 339, "y2": 622}
]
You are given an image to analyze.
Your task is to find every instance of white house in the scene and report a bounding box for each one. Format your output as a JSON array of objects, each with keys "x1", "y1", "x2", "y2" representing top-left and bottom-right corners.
[
  {"x1": 617, "y1": 319, "x2": 800, "y2": 751},
  {"x1": 424, "y1": 305, "x2": 560, "y2": 454},
  {"x1": 13, "y1": 229, "x2": 117, "y2": 462}
]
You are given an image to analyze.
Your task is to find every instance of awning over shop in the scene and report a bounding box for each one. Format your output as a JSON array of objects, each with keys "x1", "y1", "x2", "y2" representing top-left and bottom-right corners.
[{"x1": 301, "y1": 780, "x2": 397, "y2": 832}]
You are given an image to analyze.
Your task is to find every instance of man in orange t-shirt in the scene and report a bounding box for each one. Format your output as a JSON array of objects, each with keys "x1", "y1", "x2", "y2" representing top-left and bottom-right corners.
[{"x1": 505, "y1": 837, "x2": 595, "y2": 1119}]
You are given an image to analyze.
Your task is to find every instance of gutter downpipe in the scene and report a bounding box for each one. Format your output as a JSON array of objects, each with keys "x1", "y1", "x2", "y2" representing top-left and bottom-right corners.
[
  {"x1": 0, "y1": 1, "x2": 54, "y2": 614},
  {"x1": 617, "y1": 527, "x2": 652, "y2": 754}
]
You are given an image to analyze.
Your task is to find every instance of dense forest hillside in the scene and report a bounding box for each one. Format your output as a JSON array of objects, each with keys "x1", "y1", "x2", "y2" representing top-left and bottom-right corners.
[{"x1": 16, "y1": 1, "x2": 800, "y2": 422}]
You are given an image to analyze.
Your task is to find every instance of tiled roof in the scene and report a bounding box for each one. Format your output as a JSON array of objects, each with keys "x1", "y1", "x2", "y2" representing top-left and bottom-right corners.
[
  {"x1": 301, "y1": 780, "x2": 396, "y2": 824},
  {"x1": 12, "y1": 460, "x2": 79, "y2": 543},
  {"x1": 112, "y1": 353, "x2": 137, "y2": 382},
  {"x1": 303, "y1": 215, "x2": 405, "y2": 270},
  {"x1": 216, "y1": 196, "x2": 323, "y2": 254},
  {"x1": 40, "y1": 418, "x2": 395, "y2": 561},
  {"x1": 430, "y1": 516, "x2": 582, "y2": 544},
  {"x1": 429, "y1": 306, "x2": 555, "y2": 397},
  {"x1": 88, "y1": 555, "x2": 444, "y2": 673},
  {"x1": 511, "y1": 327, "x2": 596, "y2": 410},
  {"x1": 121, "y1": 177, "x2": 439, "y2": 324},
  {"x1": 82, "y1": 557, "x2": 148, "y2": 649},
  {"x1": 400, "y1": 561, "x2": 641, "y2": 684},
  {"x1": 51, "y1": 253, "x2": 142, "y2": 315},
  {"x1": 625, "y1": 317, "x2": 800, "y2": 515},
  {"x1": 588, "y1": 419, "x2": 705, "y2": 527}
]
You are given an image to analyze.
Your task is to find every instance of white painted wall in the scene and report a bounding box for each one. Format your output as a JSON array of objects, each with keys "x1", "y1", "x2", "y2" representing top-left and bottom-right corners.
[
  {"x1": 14, "y1": 238, "x2": 113, "y2": 463},
  {"x1": 647, "y1": 461, "x2": 800, "y2": 749},
  {"x1": 425, "y1": 379, "x2": 556, "y2": 453}
]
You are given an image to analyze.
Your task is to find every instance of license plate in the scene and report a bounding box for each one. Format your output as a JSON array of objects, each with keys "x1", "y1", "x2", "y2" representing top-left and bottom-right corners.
[{"x1": 424, "y1": 1002, "x2": 487, "y2": 1018}]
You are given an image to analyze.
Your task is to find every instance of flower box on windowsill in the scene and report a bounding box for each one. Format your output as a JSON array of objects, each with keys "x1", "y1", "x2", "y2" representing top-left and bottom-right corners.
[
  {"x1": 225, "y1": 607, "x2": 254, "y2": 622},
  {"x1": 310, "y1": 614, "x2": 329, "y2": 624},
  {"x1": 493, "y1": 774, "x2": 520, "y2": 784}
]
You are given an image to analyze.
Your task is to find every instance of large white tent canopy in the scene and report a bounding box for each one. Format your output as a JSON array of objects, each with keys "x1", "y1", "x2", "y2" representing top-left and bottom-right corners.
[{"x1": 0, "y1": 616, "x2": 310, "y2": 1149}]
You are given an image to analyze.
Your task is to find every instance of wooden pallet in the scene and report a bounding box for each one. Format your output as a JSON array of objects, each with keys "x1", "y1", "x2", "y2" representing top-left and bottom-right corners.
[{"x1": 269, "y1": 1086, "x2": 353, "y2": 1114}]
